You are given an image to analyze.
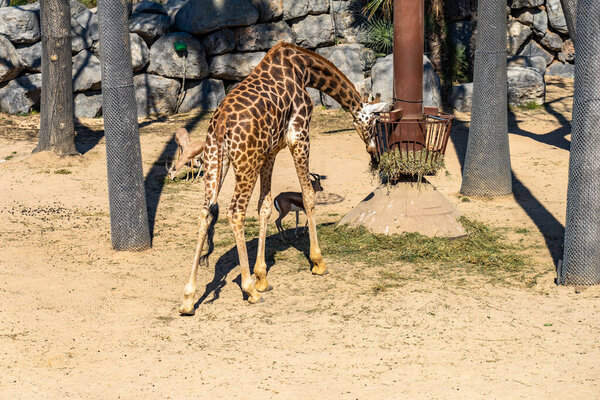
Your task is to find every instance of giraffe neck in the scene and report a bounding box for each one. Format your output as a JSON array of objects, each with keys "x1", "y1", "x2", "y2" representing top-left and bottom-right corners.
[{"x1": 282, "y1": 45, "x2": 363, "y2": 116}]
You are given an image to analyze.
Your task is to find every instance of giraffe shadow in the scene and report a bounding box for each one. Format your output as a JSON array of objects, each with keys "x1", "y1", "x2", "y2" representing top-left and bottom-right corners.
[{"x1": 192, "y1": 225, "x2": 329, "y2": 309}]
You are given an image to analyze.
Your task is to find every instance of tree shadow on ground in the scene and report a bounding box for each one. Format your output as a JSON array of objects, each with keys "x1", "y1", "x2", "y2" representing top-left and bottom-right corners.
[
  {"x1": 74, "y1": 120, "x2": 104, "y2": 154},
  {"x1": 450, "y1": 117, "x2": 565, "y2": 264},
  {"x1": 144, "y1": 135, "x2": 178, "y2": 237},
  {"x1": 191, "y1": 227, "x2": 320, "y2": 309},
  {"x1": 507, "y1": 99, "x2": 572, "y2": 151}
]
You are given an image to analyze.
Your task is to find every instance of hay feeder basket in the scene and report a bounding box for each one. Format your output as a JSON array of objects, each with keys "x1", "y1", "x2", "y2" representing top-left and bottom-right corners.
[{"x1": 373, "y1": 107, "x2": 454, "y2": 179}]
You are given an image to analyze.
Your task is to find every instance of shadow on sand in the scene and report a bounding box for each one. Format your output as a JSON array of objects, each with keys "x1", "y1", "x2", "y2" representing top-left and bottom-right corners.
[
  {"x1": 450, "y1": 116, "x2": 566, "y2": 264},
  {"x1": 188, "y1": 227, "x2": 320, "y2": 310},
  {"x1": 144, "y1": 110, "x2": 212, "y2": 238}
]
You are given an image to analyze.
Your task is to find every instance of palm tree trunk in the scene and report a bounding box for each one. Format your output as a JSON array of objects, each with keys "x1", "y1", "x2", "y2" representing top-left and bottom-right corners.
[{"x1": 425, "y1": 0, "x2": 445, "y2": 74}]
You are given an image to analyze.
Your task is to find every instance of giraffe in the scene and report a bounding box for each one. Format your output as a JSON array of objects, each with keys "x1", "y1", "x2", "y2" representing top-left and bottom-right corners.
[{"x1": 178, "y1": 42, "x2": 387, "y2": 314}]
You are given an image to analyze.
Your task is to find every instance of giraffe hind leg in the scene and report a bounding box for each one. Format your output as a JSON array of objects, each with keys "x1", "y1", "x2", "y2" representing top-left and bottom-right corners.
[{"x1": 228, "y1": 171, "x2": 262, "y2": 304}]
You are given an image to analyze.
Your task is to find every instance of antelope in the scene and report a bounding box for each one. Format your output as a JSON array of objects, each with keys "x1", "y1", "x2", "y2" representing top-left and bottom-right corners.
[
  {"x1": 166, "y1": 128, "x2": 206, "y2": 181},
  {"x1": 274, "y1": 173, "x2": 323, "y2": 240}
]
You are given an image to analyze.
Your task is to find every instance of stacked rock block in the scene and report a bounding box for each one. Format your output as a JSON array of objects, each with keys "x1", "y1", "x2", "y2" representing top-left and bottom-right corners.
[
  {"x1": 448, "y1": 0, "x2": 574, "y2": 78},
  {"x1": 0, "y1": 0, "x2": 578, "y2": 118},
  {"x1": 508, "y1": 0, "x2": 574, "y2": 78}
]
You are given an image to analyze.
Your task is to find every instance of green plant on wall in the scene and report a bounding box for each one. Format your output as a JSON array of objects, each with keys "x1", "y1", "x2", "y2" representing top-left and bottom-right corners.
[
  {"x1": 9, "y1": 0, "x2": 34, "y2": 6},
  {"x1": 363, "y1": 0, "x2": 393, "y2": 20},
  {"x1": 367, "y1": 18, "x2": 393, "y2": 55},
  {"x1": 78, "y1": 0, "x2": 97, "y2": 7},
  {"x1": 450, "y1": 43, "x2": 469, "y2": 84}
]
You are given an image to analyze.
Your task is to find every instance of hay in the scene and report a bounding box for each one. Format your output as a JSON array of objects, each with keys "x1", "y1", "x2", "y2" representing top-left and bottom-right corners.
[{"x1": 371, "y1": 149, "x2": 445, "y2": 182}]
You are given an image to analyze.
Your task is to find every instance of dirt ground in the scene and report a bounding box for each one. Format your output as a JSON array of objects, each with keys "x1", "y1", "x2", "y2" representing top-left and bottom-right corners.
[{"x1": 1, "y1": 78, "x2": 598, "y2": 399}]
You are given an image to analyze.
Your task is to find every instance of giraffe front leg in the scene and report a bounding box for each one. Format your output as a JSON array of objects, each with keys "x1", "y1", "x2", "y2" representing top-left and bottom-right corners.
[
  {"x1": 305, "y1": 204, "x2": 327, "y2": 275},
  {"x1": 290, "y1": 142, "x2": 327, "y2": 276},
  {"x1": 179, "y1": 207, "x2": 211, "y2": 315},
  {"x1": 254, "y1": 157, "x2": 275, "y2": 292}
]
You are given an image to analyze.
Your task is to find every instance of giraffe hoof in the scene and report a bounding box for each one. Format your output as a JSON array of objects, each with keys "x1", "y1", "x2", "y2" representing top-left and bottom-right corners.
[
  {"x1": 258, "y1": 284, "x2": 274, "y2": 292},
  {"x1": 178, "y1": 303, "x2": 195, "y2": 316},
  {"x1": 247, "y1": 295, "x2": 265, "y2": 304},
  {"x1": 312, "y1": 268, "x2": 329, "y2": 276}
]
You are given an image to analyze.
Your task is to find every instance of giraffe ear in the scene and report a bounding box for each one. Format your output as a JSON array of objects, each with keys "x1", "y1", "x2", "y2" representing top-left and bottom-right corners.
[{"x1": 362, "y1": 102, "x2": 389, "y2": 114}]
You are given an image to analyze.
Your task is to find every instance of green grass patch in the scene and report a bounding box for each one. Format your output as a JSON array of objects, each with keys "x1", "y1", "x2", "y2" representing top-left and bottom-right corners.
[
  {"x1": 4, "y1": 151, "x2": 17, "y2": 161},
  {"x1": 54, "y1": 169, "x2": 72, "y2": 175},
  {"x1": 17, "y1": 110, "x2": 38, "y2": 117},
  {"x1": 163, "y1": 167, "x2": 203, "y2": 185},
  {"x1": 518, "y1": 101, "x2": 544, "y2": 110},
  {"x1": 514, "y1": 227, "x2": 530, "y2": 235},
  {"x1": 318, "y1": 217, "x2": 526, "y2": 276},
  {"x1": 9, "y1": 0, "x2": 35, "y2": 6}
]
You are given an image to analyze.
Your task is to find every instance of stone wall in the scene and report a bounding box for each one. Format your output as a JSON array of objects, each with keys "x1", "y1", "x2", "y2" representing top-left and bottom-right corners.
[
  {"x1": 508, "y1": 0, "x2": 574, "y2": 77},
  {"x1": 1, "y1": 0, "x2": 573, "y2": 118},
  {"x1": 446, "y1": 0, "x2": 575, "y2": 112},
  {"x1": 0, "y1": 0, "x2": 444, "y2": 117},
  {"x1": 449, "y1": 0, "x2": 574, "y2": 79}
]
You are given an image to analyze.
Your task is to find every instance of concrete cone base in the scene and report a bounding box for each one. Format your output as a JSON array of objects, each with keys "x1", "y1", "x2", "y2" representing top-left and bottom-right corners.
[{"x1": 338, "y1": 181, "x2": 466, "y2": 238}]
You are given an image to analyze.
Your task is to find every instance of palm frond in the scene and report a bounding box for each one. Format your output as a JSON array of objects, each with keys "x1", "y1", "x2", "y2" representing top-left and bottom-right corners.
[
  {"x1": 366, "y1": 18, "x2": 394, "y2": 55},
  {"x1": 363, "y1": 0, "x2": 393, "y2": 20}
]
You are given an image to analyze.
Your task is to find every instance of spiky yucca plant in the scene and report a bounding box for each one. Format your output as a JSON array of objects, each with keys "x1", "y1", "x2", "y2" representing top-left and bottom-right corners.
[
  {"x1": 367, "y1": 18, "x2": 393, "y2": 55},
  {"x1": 451, "y1": 44, "x2": 470, "y2": 84}
]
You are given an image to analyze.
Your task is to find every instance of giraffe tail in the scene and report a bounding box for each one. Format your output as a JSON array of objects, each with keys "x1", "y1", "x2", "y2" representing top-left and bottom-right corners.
[
  {"x1": 200, "y1": 122, "x2": 227, "y2": 265},
  {"x1": 199, "y1": 203, "x2": 218, "y2": 266}
]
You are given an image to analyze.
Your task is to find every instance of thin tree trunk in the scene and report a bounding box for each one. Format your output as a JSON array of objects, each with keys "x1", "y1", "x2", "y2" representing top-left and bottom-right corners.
[
  {"x1": 35, "y1": 0, "x2": 77, "y2": 155},
  {"x1": 468, "y1": 0, "x2": 478, "y2": 80},
  {"x1": 425, "y1": 0, "x2": 444, "y2": 74}
]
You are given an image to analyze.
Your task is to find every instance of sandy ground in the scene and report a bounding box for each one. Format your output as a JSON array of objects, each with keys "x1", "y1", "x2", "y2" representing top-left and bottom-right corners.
[{"x1": 0, "y1": 78, "x2": 598, "y2": 399}]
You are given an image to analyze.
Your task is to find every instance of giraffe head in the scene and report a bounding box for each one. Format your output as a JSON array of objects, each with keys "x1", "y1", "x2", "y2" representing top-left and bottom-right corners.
[{"x1": 353, "y1": 100, "x2": 389, "y2": 158}]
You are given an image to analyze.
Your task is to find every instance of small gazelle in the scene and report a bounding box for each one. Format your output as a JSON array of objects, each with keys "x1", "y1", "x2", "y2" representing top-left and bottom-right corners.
[
  {"x1": 274, "y1": 173, "x2": 323, "y2": 240},
  {"x1": 166, "y1": 128, "x2": 205, "y2": 181}
]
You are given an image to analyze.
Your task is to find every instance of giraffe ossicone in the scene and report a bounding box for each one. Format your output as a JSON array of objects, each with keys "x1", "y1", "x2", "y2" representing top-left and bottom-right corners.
[{"x1": 177, "y1": 42, "x2": 387, "y2": 313}]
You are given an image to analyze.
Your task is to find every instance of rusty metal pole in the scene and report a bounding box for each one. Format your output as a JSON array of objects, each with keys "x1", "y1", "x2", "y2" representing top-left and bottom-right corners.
[{"x1": 393, "y1": 0, "x2": 424, "y2": 118}]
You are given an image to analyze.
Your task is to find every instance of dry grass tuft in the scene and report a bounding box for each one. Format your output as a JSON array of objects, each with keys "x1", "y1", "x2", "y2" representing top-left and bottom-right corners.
[{"x1": 371, "y1": 149, "x2": 445, "y2": 183}]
